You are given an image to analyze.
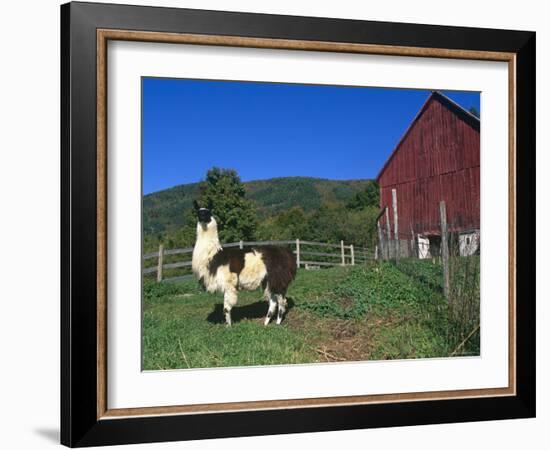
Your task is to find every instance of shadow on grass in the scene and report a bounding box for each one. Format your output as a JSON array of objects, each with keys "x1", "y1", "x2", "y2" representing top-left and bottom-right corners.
[{"x1": 206, "y1": 297, "x2": 296, "y2": 324}]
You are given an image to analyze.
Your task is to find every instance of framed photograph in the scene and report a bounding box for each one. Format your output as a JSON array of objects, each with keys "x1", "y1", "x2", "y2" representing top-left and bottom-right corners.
[{"x1": 61, "y1": 1, "x2": 535, "y2": 447}]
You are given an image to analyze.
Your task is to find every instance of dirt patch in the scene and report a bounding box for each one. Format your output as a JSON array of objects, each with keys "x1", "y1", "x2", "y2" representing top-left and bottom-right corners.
[
  {"x1": 330, "y1": 320, "x2": 358, "y2": 339},
  {"x1": 285, "y1": 311, "x2": 308, "y2": 329},
  {"x1": 314, "y1": 318, "x2": 373, "y2": 362},
  {"x1": 337, "y1": 296, "x2": 354, "y2": 310}
]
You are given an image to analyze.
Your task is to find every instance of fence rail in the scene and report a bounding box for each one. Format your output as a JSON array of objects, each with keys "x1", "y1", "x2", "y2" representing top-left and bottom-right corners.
[{"x1": 144, "y1": 239, "x2": 372, "y2": 283}]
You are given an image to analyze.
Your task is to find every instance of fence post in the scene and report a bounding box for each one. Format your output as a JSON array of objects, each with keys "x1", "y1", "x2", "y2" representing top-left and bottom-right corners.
[
  {"x1": 340, "y1": 240, "x2": 345, "y2": 266},
  {"x1": 350, "y1": 244, "x2": 355, "y2": 266},
  {"x1": 392, "y1": 189, "x2": 399, "y2": 262},
  {"x1": 156, "y1": 244, "x2": 164, "y2": 283},
  {"x1": 377, "y1": 221, "x2": 384, "y2": 260},
  {"x1": 440, "y1": 201, "x2": 450, "y2": 300},
  {"x1": 295, "y1": 238, "x2": 300, "y2": 268},
  {"x1": 375, "y1": 245, "x2": 379, "y2": 260},
  {"x1": 239, "y1": 240, "x2": 243, "y2": 249},
  {"x1": 385, "y1": 207, "x2": 391, "y2": 259}
]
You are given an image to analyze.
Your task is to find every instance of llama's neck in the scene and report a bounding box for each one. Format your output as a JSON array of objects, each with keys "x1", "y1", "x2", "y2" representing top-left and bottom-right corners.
[
  {"x1": 194, "y1": 230, "x2": 221, "y2": 254},
  {"x1": 192, "y1": 219, "x2": 222, "y2": 276}
]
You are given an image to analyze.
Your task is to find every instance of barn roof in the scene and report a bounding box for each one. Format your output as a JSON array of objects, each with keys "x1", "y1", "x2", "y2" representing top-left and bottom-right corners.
[{"x1": 375, "y1": 91, "x2": 480, "y2": 182}]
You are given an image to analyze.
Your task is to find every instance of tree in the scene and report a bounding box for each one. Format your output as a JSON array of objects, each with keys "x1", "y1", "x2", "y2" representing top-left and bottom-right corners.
[
  {"x1": 345, "y1": 206, "x2": 380, "y2": 249},
  {"x1": 257, "y1": 207, "x2": 311, "y2": 240},
  {"x1": 468, "y1": 106, "x2": 480, "y2": 118},
  {"x1": 346, "y1": 180, "x2": 380, "y2": 210},
  {"x1": 306, "y1": 202, "x2": 380, "y2": 248},
  {"x1": 195, "y1": 167, "x2": 258, "y2": 242}
]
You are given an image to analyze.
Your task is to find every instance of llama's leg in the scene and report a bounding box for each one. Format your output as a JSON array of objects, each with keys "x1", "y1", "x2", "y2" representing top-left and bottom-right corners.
[
  {"x1": 276, "y1": 294, "x2": 287, "y2": 325},
  {"x1": 263, "y1": 286, "x2": 271, "y2": 303},
  {"x1": 264, "y1": 291, "x2": 277, "y2": 326},
  {"x1": 223, "y1": 289, "x2": 238, "y2": 326}
]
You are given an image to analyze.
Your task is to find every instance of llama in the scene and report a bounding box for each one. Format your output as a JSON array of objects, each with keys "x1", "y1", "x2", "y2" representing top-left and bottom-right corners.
[{"x1": 191, "y1": 208, "x2": 296, "y2": 326}]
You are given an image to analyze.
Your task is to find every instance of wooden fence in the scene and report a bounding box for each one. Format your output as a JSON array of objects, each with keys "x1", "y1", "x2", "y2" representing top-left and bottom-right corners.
[
  {"x1": 376, "y1": 199, "x2": 464, "y2": 302},
  {"x1": 143, "y1": 239, "x2": 372, "y2": 283}
]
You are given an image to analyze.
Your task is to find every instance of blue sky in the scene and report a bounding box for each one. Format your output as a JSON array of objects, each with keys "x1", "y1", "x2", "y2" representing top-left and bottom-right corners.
[{"x1": 142, "y1": 78, "x2": 480, "y2": 194}]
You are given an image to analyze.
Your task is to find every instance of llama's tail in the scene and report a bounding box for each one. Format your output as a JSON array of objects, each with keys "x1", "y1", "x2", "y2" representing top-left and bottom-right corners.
[{"x1": 286, "y1": 247, "x2": 297, "y2": 281}]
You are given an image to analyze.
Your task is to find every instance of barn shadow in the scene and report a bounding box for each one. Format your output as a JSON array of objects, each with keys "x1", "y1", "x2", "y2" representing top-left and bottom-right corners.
[{"x1": 206, "y1": 297, "x2": 296, "y2": 324}]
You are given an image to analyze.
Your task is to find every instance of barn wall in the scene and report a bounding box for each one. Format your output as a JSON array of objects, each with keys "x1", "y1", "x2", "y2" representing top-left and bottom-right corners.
[{"x1": 378, "y1": 95, "x2": 480, "y2": 237}]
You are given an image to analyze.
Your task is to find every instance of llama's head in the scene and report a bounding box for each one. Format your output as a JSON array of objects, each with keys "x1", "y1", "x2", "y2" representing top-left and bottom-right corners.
[
  {"x1": 197, "y1": 207, "x2": 211, "y2": 224},
  {"x1": 196, "y1": 208, "x2": 219, "y2": 241}
]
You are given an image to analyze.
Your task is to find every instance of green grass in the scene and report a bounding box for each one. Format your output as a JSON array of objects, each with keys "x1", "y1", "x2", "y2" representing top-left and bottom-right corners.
[
  {"x1": 389, "y1": 256, "x2": 481, "y2": 356},
  {"x1": 142, "y1": 260, "x2": 479, "y2": 370}
]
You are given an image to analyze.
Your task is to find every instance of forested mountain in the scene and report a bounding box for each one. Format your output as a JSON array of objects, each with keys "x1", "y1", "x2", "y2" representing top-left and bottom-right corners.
[{"x1": 143, "y1": 176, "x2": 373, "y2": 236}]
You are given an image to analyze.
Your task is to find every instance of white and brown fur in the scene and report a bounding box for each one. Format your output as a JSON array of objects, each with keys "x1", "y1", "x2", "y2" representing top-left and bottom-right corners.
[{"x1": 192, "y1": 208, "x2": 296, "y2": 326}]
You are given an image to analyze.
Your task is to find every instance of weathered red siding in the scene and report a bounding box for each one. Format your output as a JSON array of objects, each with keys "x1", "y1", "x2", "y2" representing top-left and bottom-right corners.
[{"x1": 377, "y1": 92, "x2": 480, "y2": 237}]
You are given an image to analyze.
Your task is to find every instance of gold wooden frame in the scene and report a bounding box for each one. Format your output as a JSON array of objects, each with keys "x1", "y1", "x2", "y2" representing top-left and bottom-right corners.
[{"x1": 96, "y1": 29, "x2": 516, "y2": 420}]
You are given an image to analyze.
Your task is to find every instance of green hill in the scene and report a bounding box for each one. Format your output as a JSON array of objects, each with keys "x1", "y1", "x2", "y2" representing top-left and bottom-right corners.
[{"x1": 143, "y1": 176, "x2": 372, "y2": 235}]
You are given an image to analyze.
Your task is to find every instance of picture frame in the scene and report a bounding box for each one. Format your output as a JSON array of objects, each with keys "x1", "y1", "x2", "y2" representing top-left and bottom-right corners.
[{"x1": 60, "y1": 1, "x2": 535, "y2": 447}]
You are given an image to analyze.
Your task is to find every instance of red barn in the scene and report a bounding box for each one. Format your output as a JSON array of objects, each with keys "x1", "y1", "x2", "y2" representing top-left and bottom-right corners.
[{"x1": 376, "y1": 91, "x2": 480, "y2": 257}]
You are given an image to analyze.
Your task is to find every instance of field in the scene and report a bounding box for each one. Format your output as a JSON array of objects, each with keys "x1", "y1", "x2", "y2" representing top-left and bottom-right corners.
[{"x1": 142, "y1": 259, "x2": 480, "y2": 370}]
